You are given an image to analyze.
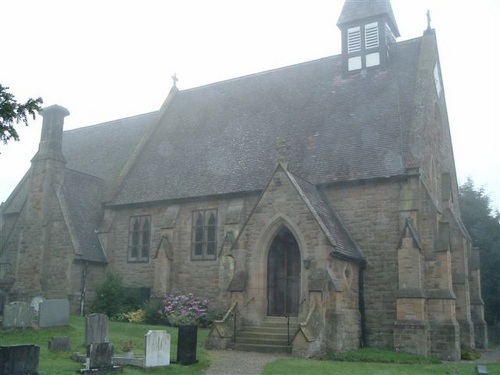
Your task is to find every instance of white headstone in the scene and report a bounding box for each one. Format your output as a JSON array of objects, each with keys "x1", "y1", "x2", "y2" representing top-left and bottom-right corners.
[
  {"x1": 144, "y1": 330, "x2": 170, "y2": 368},
  {"x1": 30, "y1": 296, "x2": 44, "y2": 315}
]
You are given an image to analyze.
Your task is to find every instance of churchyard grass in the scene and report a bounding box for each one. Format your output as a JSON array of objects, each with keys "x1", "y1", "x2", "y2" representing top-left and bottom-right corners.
[
  {"x1": 0, "y1": 315, "x2": 210, "y2": 375},
  {"x1": 262, "y1": 350, "x2": 500, "y2": 375}
]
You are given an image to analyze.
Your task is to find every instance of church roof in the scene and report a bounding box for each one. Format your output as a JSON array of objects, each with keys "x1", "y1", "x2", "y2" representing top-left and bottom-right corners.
[
  {"x1": 288, "y1": 170, "x2": 365, "y2": 262},
  {"x1": 3, "y1": 36, "x2": 425, "y2": 211},
  {"x1": 109, "y1": 37, "x2": 421, "y2": 205}
]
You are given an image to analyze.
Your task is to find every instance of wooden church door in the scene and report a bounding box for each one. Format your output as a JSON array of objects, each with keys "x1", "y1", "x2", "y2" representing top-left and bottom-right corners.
[{"x1": 267, "y1": 226, "x2": 301, "y2": 316}]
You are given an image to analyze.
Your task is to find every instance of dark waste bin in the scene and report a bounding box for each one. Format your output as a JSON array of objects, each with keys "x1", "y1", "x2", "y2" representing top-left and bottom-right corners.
[{"x1": 177, "y1": 325, "x2": 197, "y2": 365}]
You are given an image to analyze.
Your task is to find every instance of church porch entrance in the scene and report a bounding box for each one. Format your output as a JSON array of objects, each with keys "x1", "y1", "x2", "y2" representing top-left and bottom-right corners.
[{"x1": 267, "y1": 226, "x2": 301, "y2": 317}]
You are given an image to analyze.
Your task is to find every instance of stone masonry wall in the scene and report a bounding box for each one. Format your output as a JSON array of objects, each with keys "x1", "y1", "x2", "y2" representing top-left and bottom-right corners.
[
  {"x1": 105, "y1": 193, "x2": 259, "y2": 308},
  {"x1": 326, "y1": 179, "x2": 401, "y2": 349}
]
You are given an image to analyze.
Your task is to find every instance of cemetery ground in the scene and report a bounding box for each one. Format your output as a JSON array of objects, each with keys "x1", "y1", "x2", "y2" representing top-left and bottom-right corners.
[
  {"x1": 0, "y1": 315, "x2": 210, "y2": 374},
  {"x1": 1, "y1": 316, "x2": 499, "y2": 375}
]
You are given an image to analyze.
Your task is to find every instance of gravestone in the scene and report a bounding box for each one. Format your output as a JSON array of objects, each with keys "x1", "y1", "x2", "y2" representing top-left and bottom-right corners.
[
  {"x1": 0, "y1": 344, "x2": 40, "y2": 375},
  {"x1": 177, "y1": 325, "x2": 197, "y2": 365},
  {"x1": 30, "y1": 296, "x2": 44, "y2": 315},
  {"x1": 2, "y1": 301, "x2": 35, "y2": 329},
  {"x1": 38, "y1": 299, "x2": 69, "y2": 327},
  {"x1": 85, "y1": 313, "x2": 109, "y2": 346},
  {"x1": 48, "y1": 337, "x2": 71, "y2": 352},
  {"x1": 88, "y1": 342, "x2": 114, "y2": 369},
  {"x1": 144, "y1": 330, "x2": 170, "y2": 368},
  {"x1": 476, "y1": 365, "x2": 488, "y2": 374}
]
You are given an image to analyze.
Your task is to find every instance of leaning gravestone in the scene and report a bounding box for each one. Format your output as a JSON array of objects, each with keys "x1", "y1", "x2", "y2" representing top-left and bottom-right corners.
[
  {"x1": 85, "y1": 313, "x2": 109, "y2": 346},
  {"x1": 0, "y1": 344, "x2": 40, "y2": 375},
  {"x1": 38, "y1": 299, "x2": 69, "y2": 327},
  {"x1": 2, "y1": 301, "x2": 35, "y2": 329},
  {"x1": 144, "y1": 330, "x2": 170, "y2": 368}
]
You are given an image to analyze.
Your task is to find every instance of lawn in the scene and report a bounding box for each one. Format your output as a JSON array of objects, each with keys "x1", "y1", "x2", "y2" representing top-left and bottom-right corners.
[
  {"x1": 2, "y1": 318, "x2": 499, "y2": 375},
  {"x1": 0, "y1": 315, "x2": 210, "y2": 375},
  {"x1": 262, "y1": 349, "x2": 500, "y2": 375}
]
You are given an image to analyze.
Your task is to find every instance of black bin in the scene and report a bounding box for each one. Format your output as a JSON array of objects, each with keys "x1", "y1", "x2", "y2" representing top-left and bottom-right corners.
[{"x1": 177, "y1": 325, "x2": 197, "y2": 365}]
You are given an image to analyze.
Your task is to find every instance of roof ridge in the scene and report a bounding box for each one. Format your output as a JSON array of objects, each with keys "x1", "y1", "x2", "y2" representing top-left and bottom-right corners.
[
  {"x1": 63, "y1": 111, "x2": 159, "y2": 133},
  {"x1": 179, "y1": 55, "x2": 341, "y2": 94}
]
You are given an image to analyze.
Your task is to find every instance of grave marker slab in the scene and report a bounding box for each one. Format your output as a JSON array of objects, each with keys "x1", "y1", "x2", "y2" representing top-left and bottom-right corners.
[
  {"x1": 85, "y1": 313, "x2": 109, "y2": 346},
  {"x1": 144, "y1": 330, "x2": 170, "y2": 367},
  {"x1": 38, "y1": 299, "x2": 69, "y2": 327},
  {"x1": 0, "y1": 344, "x2": 40, "y2": 375},
  {"x1": 48, "y1": 337, "x2": 71, "y2": 352},
  {"x1": 177, "y1": 325, "x2": 197, "y2": 365},
  {"x1": 88, "y1": 342, "x2": 114, "y2": 369},
  {"x1": 2, "y1": 301, "x2": 35, "y2": 329}
]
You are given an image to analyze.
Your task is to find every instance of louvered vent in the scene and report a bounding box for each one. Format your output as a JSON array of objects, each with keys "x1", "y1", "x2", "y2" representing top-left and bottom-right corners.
[
  {"x1": 365, "y1": 22, "x2": 379, "y2": 49},
  {"x1": 347, "y1": 26, "x2": 361, "y2": 53}
]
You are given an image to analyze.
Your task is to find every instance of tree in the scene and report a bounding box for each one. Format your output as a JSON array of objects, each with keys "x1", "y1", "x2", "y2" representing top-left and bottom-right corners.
[
  {"x1": 0, "y1": 84, "x2": 43, "y2": 144},
  {"x1": 459, "y1": 178, "x2": 500, "y2": 324}
]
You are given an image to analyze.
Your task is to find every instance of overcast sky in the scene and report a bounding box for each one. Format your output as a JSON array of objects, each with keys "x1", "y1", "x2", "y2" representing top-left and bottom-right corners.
[{"x1": 1, "y1": 0, "x2": 499, "y2": 211}]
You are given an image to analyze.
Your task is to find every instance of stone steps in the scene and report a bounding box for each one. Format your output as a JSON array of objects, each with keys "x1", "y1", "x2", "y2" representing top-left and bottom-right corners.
[{"x1": 233, "y1": 317, "x2": 299, "y2": 353}]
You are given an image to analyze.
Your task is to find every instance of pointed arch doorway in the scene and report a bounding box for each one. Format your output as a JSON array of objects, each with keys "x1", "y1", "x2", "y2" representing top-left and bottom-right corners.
[{"x1": 267, "y1": 226, "x2": 301, "y2": 316}]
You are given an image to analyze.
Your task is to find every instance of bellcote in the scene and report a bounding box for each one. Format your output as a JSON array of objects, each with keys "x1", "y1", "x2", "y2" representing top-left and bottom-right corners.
[{"x1": 337, "y1": 0, "x2": 400, "y2": 73}]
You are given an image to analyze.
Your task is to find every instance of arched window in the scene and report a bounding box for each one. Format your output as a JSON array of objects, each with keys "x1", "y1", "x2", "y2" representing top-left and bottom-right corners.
[
  {"x1": 128, "y1": 215, "x2": 151, "y2": 262},
  {"x1": 191, "y1": 209, "x2": 218, "y2": 260}
]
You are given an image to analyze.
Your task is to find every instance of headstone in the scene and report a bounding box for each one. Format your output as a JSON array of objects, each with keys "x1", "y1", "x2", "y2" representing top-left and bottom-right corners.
[
  {"x1": 85, "y1": 313, "x2": 109, "y2": 346},
  {"x1": 88, "y1": 342, "x2": 114, "y2": 369},
  {"x1": 30, "y1": 296, "x2": 44, "y2": 315},
  {"x1": 2, "y1": 301, "x2": 35, "y2": 329},
  {"x1": 48, "y1": 337, "x2": 71, "y2": 352},
  {"x1": 144, "y1": 330, "x2": 170, "y2": 368},
  {"x1": 0, "y1": 344, "x2": 40, "y2": 375},
  {"x1": 38, "y1": 299, "x2": 69, "y2": 327},
  {"x1": 177, "y1": 325, "x2": 197, "y2": 365},
  {"x1": 476, "y1": 365, "x2": 488, "y2": 375}
]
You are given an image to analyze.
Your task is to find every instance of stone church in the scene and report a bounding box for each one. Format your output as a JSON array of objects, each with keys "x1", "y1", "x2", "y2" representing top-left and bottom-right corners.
[{"x1": 0, "y1": 0, "x2": 487, "y2": 359}]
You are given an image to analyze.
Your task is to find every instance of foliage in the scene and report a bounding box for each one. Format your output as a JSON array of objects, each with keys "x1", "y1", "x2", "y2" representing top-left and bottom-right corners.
[
  {"x1": 156, "y1": 293, "x2": 210, "y2": 327},
  {"x1": 459, "y1": 178, "x2": 500, "y2": 323},
  {"x1": 143, "y1": 298, "x2": 165, "y2": 325},
  {"x1": 460, "y1": 346, "x2": 481, "y2": 361},
  {"x1": 123, "y1": 309, "x2": 146, "y2": 324},
  {"x1": 0, "y1": 84, "x2": 43, "y2": 144},
  {"x1": 90, "y1": 272, "x2": 127, "y2": 318},
  {"x1": 0, "y1": 315, "x2": 210, "y2": 375},
  {"x1": 120, "y1": 339, "x2": 135, "y2": 352},
  {"x1": 90, "y1": 273, "x2": 149, "y2": 320},
  {"x1": 327, "y1": 348, "x2": 441, "y2": 364}
]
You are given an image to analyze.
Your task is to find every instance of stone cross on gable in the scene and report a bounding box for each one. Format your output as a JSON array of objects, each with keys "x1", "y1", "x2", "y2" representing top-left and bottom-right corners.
[
  {"x1": 172, "y1": 73, "x2": 178, "y2": 87},
  {"x1": 426, "y1": 10, "x2": 432, "y2": 30}
]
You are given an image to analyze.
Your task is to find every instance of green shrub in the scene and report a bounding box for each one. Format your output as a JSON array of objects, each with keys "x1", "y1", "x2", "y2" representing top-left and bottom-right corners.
[
  {"x1": 142, "y1": 298, "x2": 164, "y2": 325},
  {"x1": 90, "y1": 272, "x2": 126, "y2": 318},
  {"x1": 90, "y1": 273, "x2": 150, "y2": 320},
  {"x1": 461, "y1": 347, "x2": 481, "y2": 360}
]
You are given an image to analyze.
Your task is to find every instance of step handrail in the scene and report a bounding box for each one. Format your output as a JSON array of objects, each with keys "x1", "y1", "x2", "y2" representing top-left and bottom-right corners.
[{"x1": 233, "y1": 297, "x2": 255, "y2": 343}]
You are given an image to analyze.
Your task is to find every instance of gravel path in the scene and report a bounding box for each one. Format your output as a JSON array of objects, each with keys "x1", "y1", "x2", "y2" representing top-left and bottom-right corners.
[{"x1": 203, "y1": 350, "x2": 289, "y2": 375}]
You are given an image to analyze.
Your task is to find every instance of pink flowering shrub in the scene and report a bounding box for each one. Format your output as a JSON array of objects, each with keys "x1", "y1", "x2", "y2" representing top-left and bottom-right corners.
[{"x1": 157, "y1": 293, "x2": 210, "y2": 327}]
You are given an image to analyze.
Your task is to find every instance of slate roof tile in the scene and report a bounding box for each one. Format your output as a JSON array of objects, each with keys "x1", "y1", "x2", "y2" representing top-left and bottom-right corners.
[{"x1": 112, "y1": 38, "x2": 421, "y2": 205}]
